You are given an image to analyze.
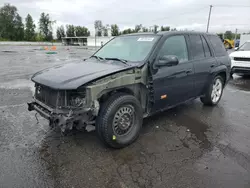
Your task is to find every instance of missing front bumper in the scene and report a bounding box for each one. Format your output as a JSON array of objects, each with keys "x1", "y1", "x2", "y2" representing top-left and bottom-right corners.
[{"x1": 28, "y1": 100, "x2": 95, "y2": 132}]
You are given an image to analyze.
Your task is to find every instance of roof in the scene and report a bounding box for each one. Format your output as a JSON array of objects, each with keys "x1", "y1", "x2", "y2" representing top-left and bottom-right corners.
[
  {"x1": 121, "y1": 31, "x2": 215, "y2": 36},
  {"x1": 62, "y1": 36, "x2": 113, "y2": 39}
]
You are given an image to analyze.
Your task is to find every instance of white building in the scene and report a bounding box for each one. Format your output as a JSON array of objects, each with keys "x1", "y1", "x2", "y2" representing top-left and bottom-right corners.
[{"x1": 61, "y1": 36, "x2": 113, "y2": 47}]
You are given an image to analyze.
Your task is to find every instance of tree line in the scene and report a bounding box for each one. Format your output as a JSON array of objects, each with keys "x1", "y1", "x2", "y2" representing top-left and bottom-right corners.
[{"x1": 0, "y1": 4, "x2": 55, "y2": 41}]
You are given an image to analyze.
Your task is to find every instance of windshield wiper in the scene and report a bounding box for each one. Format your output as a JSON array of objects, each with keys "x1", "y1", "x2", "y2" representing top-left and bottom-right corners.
[
  {"x1": 91, "y1": 55, "x2": 105, "y2": 60},
  {"x1": 104, "y1": 57, "x2": 129, "y2": 65}
]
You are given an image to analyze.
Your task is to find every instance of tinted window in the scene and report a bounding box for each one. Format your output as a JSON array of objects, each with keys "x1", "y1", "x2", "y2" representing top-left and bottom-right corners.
[
  {"x1": 158, "y1": 35, "x2": 188, "y2": 63},
  {"x1": 208, "y1": 35, "x2": 227, "y2": 57},
  {"x1": 189, "y1": 35, "x2": 205, "y2": 60},
  {"x1": 201, "y1": 36, "x2": 212, "y2": 57}
]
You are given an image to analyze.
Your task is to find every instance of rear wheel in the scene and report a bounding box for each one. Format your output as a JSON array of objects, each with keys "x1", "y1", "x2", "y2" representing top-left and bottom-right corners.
[
  {"x1": 201, "y1": 75, "x2": 224, "y2": 106},
  {"x1": 96, "y1": 93, "x2": 143, "y2": 148}
]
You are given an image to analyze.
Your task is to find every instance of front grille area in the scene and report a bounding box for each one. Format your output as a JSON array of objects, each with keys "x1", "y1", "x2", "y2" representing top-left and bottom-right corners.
[
  {"x1": 34, "y1": 84, "x2": 86, "y2": 108},
  {"x1": 35, "y1": 85, "x2": 62, "y2": 108},
  {"x1": 234, "y1": 57, "x2": 250, "y2": 61}
]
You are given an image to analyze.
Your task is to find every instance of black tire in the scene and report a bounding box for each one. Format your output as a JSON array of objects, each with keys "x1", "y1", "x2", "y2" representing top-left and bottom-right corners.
[
  {"x1": 96, "y1": 93, "x2": 143, "y2": 149},
  {"x1": 230, "y1": 72, "x2": 233, "y2": 78},
  {"x1": 200, "y1": 75, "x2": 224, "y2": 106}
]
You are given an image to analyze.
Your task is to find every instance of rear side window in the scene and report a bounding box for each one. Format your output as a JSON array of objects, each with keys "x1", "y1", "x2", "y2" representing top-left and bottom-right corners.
[
  {"x1": 207, "y1": 35, "x2": 227, "y2": 57},
  {"x1": 201, "y1": 36, "x2": 212, "y2": 57},
  {"x1": 189, "y1": 35, "x2": 205, "y2": 60}
]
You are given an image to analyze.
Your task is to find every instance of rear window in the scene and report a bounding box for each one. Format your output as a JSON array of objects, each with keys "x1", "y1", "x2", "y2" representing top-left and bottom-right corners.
[{"x1": 207, "y1": 35, "x2": 227, "y2": 57}]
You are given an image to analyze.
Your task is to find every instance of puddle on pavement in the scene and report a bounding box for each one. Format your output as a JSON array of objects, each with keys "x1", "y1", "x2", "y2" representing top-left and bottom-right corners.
[
  {"x1": 1, "y1": 50, "x2": 18, "y2": 53},
  {"x1": 229, "y1": 76, "x2": 250, "y2": 91},
  {"x1": 174, "y1": 114, "x2": 211, "y2": 149}
]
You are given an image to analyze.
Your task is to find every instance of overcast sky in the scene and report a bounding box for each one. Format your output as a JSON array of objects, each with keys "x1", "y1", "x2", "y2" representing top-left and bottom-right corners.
[{"x1": 1, "y1": 0, "x2": 250, "y2": 35}]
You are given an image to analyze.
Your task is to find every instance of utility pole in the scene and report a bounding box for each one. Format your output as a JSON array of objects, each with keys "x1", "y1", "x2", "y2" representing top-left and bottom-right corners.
[
  {"x1": 234, "y1": 28, "x2": 238, "y2": 47},
  {"x1": 206, "y1": 5, "x2": 213, "y2": 33},
  {"x1": 95, "y1": 28, "x2": 96, "y2": 48}
]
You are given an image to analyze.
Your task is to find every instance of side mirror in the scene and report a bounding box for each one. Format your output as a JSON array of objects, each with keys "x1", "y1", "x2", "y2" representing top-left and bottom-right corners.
[
  {"x1": 234, "y1": 47, "x2": 239, "y2": 51},
  {"x1": 156, "y1": 55, "x2": 179, "y2": 67}
]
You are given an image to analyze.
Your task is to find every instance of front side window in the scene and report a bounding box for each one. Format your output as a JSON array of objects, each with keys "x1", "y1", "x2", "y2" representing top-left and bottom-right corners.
[
  {"x1": 94, "y1": 35, "x2": 160, "y2": 62},
  {"x1": 158, "y1": 35, "x2": 189, "y2": 63}
]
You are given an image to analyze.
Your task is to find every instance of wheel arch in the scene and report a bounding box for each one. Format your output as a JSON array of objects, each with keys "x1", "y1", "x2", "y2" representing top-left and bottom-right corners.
[
  {"x1": 98, "y1": 84, "x2": 148, "y2": 113},
  {"x1": 211, "y1": 65, "x2": 228, "y2": 85}
]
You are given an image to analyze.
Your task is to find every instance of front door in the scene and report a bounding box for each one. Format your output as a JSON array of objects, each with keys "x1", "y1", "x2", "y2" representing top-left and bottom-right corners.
[{"x1": 151, "y1": 35, "x2": 195, "y2": 112}]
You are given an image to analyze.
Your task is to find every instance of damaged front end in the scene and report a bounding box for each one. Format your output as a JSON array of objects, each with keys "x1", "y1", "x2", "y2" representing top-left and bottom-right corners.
[{"x1": 28, "y1": 84, "x2": 99, "y2": 132}]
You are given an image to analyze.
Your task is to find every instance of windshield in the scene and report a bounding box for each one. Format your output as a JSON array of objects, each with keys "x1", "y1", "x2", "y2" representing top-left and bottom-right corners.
[
  {"x1": 239, "y1": 42, "x2": 250, "y2": 51},
  {"x1": 94, "y1": 35, "x2": 160, "y2": 62}
]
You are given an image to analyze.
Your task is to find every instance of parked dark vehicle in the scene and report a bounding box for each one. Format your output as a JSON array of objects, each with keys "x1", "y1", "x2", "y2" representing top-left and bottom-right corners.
[{"x1": 28, "y1": 31, "x2": 231, "y2": 148}]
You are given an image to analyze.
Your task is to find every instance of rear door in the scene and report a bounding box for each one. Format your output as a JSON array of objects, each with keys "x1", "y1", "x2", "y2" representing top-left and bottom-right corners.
[{"x1": 188, "y1": 34, "x2": 216, "y2": 96}]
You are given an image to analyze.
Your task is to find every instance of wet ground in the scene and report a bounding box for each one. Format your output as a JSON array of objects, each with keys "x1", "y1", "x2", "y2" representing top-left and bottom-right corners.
[{"x1": 0, "y1": 46, "x2": 249, "y2": 188}]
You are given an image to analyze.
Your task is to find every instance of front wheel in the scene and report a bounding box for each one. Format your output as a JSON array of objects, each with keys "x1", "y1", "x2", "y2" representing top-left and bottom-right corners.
[
  {"x1": 96, "y1": 93, "x2": 143, "y2": 148},
  {"x1": 201, "y1": 75, "x2": 224, "y2": 106}
]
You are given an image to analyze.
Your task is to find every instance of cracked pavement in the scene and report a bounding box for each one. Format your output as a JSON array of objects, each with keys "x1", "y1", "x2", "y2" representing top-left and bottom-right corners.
[{"x1": 0, "y1": 46, "x2": 250, "y2": 188}]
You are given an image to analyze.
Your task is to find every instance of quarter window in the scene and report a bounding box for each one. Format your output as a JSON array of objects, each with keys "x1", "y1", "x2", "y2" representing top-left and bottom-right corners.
[
  {"x1": 189, "y1": 35, "x2": 205, "y2": 60},
  {"x1": 201, "y1": 36, "x2": 212, "y2": 57},
  {"x1": 207, "y1": 35, "x2": 227, "y2": 57},
  {"x1": 158, "y1": 35, "x2": 188, "y2": 63}
]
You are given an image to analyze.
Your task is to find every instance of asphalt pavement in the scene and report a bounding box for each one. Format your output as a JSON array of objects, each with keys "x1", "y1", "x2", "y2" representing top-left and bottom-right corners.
[{"x1": 0, "y1": 46, "x2": 249, "y2": 188}]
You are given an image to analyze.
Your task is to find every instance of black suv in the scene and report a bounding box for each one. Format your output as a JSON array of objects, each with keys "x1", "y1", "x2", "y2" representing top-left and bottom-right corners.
[{"x1": 28, "y1": 31, "x2": 231, "y2": 148}]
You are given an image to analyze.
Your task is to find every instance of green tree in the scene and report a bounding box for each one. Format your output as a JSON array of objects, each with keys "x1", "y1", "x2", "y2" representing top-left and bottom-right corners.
[
  {"x1": 13, "y1": 14, "x2": 24, "y2": 41},
  {"x1": 75, "y1": 26, "x2": 90, "y2": 36},
  {"x1": 134, "y1": 24, "x2": 142, "y2": 32},
  {"x1": 66, "y1": 24, "x2": 75, "y2": 37},
  {"x1": 153, "y1": 25, "x2": 159, "y2": 33},
  {"x1": 39, "y1": 12, "x2": 55, "y2": 41},
  {"x1": 142, "y1": 27, "x2": 149, "y2": 32},
  {"x1": 160, "y1": 26, "x2": 170, "y2": 31},
  {"x1": 103, "y1": 25, "x2": 109, "y2": 36},
  {"x1": 111, "y1": 24, "x2": 119, "y2": 36},
  {"x1": 56, "y1": 25, "x2": 65, "y2": 40},
  {"x1": 122, "y1": 28, "x2": 133, "y2": 35},
  {"x1": 224, "y1": 30, "x2": 234, "y2": 40},
  {"x1": 35, "y1": 32, "x2": 44, "y2": 41},
  {"x1": 94, "y1": 20, "x2": 103, "y2": 36},
  {"x1": 24, "y1": 14, "x2": 36, "y2": 41},
  {"x1": 0, "y1": 4, "x2": 24, "y2": 41}
]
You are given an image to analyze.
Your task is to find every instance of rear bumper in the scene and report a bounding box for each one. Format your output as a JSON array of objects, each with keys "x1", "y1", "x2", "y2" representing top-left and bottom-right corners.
[{"x1": 28, "y1": 99, "x2": 93, "y2": 132}]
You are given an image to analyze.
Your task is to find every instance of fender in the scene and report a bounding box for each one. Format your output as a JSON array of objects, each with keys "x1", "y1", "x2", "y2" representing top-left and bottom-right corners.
[
  {"x1": 84, "y1": 65, "x2": 148, "y2": 107},
  {"x1": 210, "y1": 64, "x2": 227, "y2": 77},
  {"x1": 202, "y1": 64, "x2": 228, "y2": 94}
]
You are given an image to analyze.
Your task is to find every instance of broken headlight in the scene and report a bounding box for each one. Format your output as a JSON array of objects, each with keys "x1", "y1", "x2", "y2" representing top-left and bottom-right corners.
[
  {"x1": 68, "y1": 90, "x2": 86, "y2": 107},
  {"x1": 70, "y1": 96, "x2": 86, "y2": 107}
]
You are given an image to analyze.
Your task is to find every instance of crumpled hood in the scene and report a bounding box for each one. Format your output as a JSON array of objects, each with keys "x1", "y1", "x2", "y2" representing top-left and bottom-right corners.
[
  {"x1": 31, "y1": 59, "x2": 135, "y2": 89},
  {"x1": 230, "y1": 50, "x2": 250, "y2": 58}
]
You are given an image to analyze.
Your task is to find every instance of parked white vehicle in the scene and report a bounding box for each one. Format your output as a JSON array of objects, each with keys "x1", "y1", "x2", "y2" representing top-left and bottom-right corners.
[{"x1": 230, "y1": 41, "x2": 250, "y2": 76}]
